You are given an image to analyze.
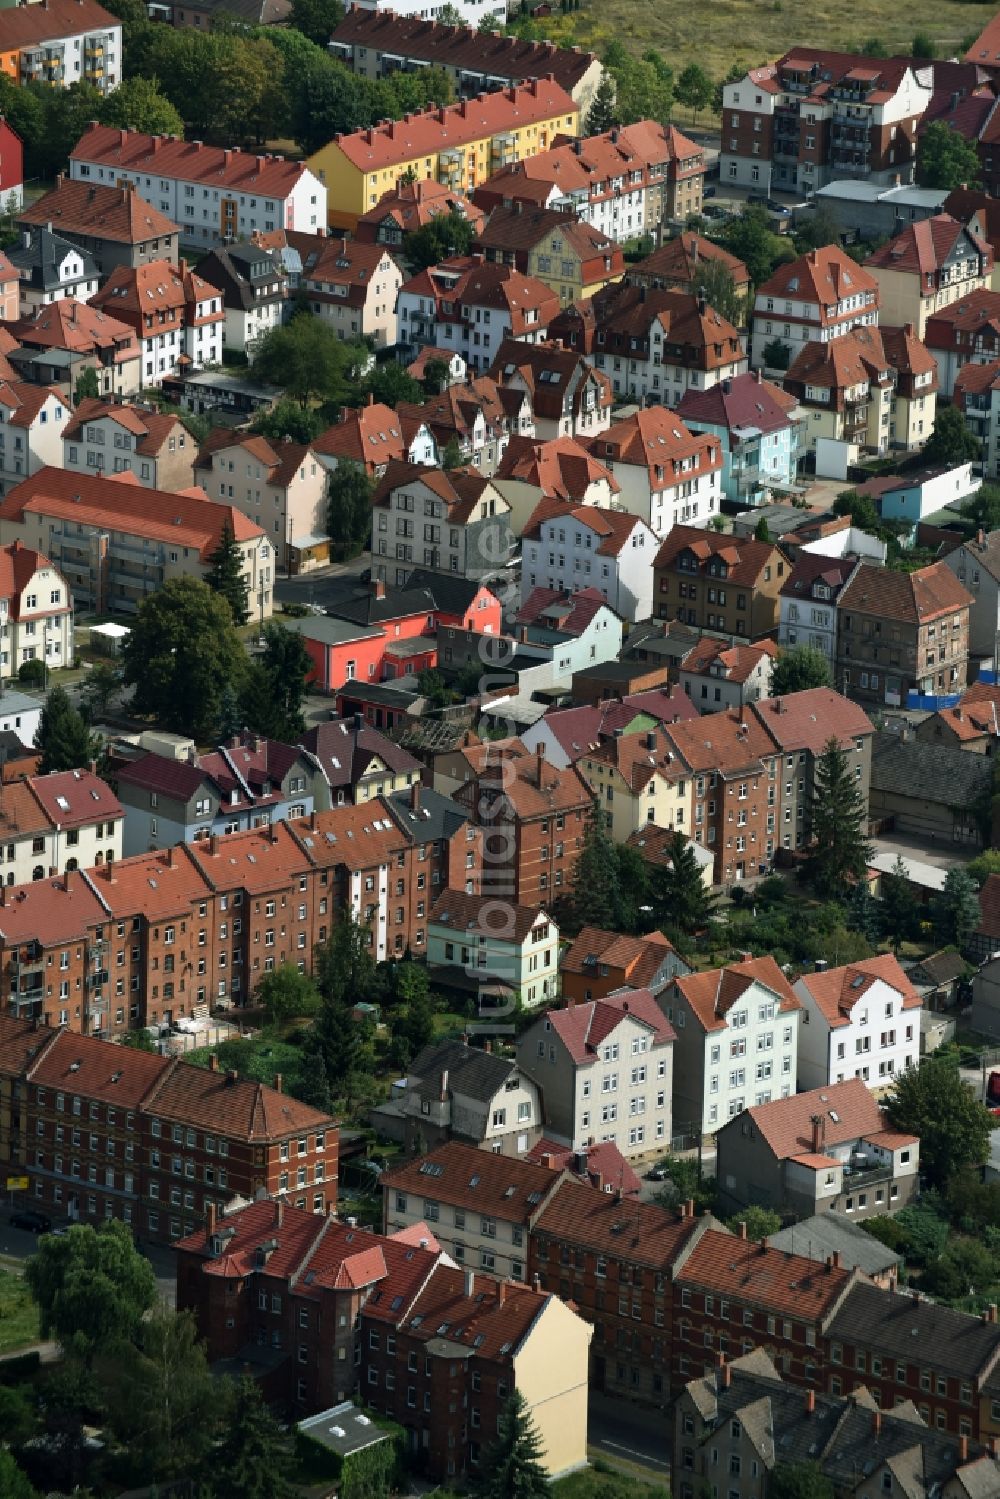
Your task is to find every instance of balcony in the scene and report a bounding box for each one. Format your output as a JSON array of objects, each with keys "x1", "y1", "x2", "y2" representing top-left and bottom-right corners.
[{"x1": 840, "y1": 1160, "x2": 893, "y2": 1189}]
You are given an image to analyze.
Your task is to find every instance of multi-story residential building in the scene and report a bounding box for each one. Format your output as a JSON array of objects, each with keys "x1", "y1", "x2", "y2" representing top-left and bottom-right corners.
[
  {"x1": 715, "y1": 1076, "x2": 920, "y2": 1219},
  {"x1": 309, "y1": 79, "x2": 579, "y2": 232},
  {"x1": 677, "y1": 373, "x2": 804, "y2": 507},
  {"x1": 329, "y1": 8, "x2": 604, "y2": 115},
  {"x1": 551, "y1": 285, "x2": 746, "y2": 406},
  {"x1": 427, "y1": 889, "x2": 558, "y2": 1010},
  {"x1": 653, "y1": 523, "x2": 789, "y2": 638},
  {"x1": 61, "y1": 398, "x2": 196, "y2": 490},
  {"x1": 0, "y1": 1018, "x2": 336, "y2": 1240},
  {"x1": 0, "y1": 465, "x2": 275, "y2": 620},
  {"x1": 453, "y1": 742, "x2": 591, "y2": 908},
  {"x1": 354, "y1": 178, "x2": 484, "y2": 247},
  {"x1": 941, "y1": 527, "x2": 1000, "y2": 656},
  {"x1": 866, "y1": 215, "x2": 993, "y2": 338},
  {"x1": 494, "y1": 433, "x2": 618, "y2": 527},
  {"x1": 475, "y1": 205, "x2": 623, "y2": 308},
  {"x1": 69, "y1": 125, "x2": 327, "y2": 246},
  {"x1": 520, "y1": 687, "x2": 699, "y2": 771},
  {"x1": 114, "y1": 732, "x2": 320, "y2": 857},
  {"x1": 509, "y1": 584, "x2": 625, "y2": 686},
  {"x1": 476, "y1": 122, "x2": 705, "y2": 240},
  {"x1": 0, "y1": 0, "x2": 121, "y2": 93},
  {"x1": 0, "y1": 381, "x2": 70, "y2": 497},
  {"x1": 719, "y1": 50, "x2": 933, "y2": 196},
  {"x1": 194, "y1": 430, "x2": 326, "y2": 572},
  {"x1": 0, "y1": 118, "x2": 23, "y2": 215},
  {"x1": 0, "y1": 539, "x2": 74, "y2": 681},
  {"x1": 0, "y1": 248, "x2": 18, "y2": 323},
  {"x1": 560, "y1": 927, "x2": 690, "y2": 1004},
  {"x1": 382, "y1": 1139, "x2": 563, "y2": 1281},
  {"x1": 296, "y1": 236, "x2": 402, "y2": 349},
  {"x1": 679, "y1": 638, "x2": 777, "y2": 712},
  {"x1": 7, "y1": 224, "x2": 99, "y2": 316},
  {"x1": 593, "y1": 408, "x2": 723, "y2": 538},
  {"x1": 517, "y1": 988, "x2": 676, "y2": 1159},
  {"x1": 750, "y1": 246, "x2": 880, "y2": 370},
  {"x1": 374, "y1": 1036, "x2": 544, "y2": 1156},
  {"x1": 397, "y1": 257, "x2": 560, "y2": 374},
  {"x1": 176, "y1": 1196, "x2": 592, "y2": 1484},
  {"x1": 193, "y1": 242, "x2": 285, "y2": 359},
  {"x1": 783, "y1": 325, "x2": 900, "y2": 458},
  {"x1": 314, "y1": 399, "x2": 438, "y2": 478},
  {"x1": 575, "y1": 724, "x2": 691, "y2": 843},
  {"x1": 923, "y1": 287, "x2": 1000, "y2": 398},
  {"x1": 793, "y1": 953, "x2": 922, "y2": 1093},
  {"x1": 750, "y1": 686, "x2": 874, "y2": 856},
  {"x1": 835, "y1": 560, "x2": 973, "y2": 707},
  {"x1": 626, "y1": 234, "x2": 751, "y2": 303},
  {"x1": 0, "y1": 766, "x2": 120, "y2": 886},
  {"x1": 298, "y1": 718, "x2": 420, "y2": 808},
  {"x1": 17, "y1": 175, "x2": 179, "y2": 277},
  {"x1": 660, "y1": 955, "x2": 801, "y2": 1136},
  {"x1": 370, "y1": 460, "x2": 512, "y2": 589},
  {"x1": 90, "y1": 257, "x2": 223, "y2": 388},
  {"x1": 491, "y1": 338, "x2": 612, "y2": 442},
  {"x1": 8, "y1": 298, "x2": 141, "y2": 399},
  {"x1": 881, "y1": 321, "x2": 940, "y2": 449},
  {"x1": 400, "y1": 373, "x2": 532, "y2": 474},
  {"x1": 519, "y1": 498, "x2": 655, "y2": 622}
]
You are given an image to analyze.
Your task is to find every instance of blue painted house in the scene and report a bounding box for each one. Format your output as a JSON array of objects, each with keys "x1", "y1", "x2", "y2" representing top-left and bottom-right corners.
[{"x1": 677, "y1": 372, "x2": 804, "y2": 506}]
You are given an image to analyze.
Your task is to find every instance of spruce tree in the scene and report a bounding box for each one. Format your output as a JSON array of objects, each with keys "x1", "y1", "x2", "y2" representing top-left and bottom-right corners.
[
  {"x1": 213, "y1": 1378, "x2": 295, "y2": 1499},
  {"x1": 294, "y1": 1035, "x2": 332, "y2": 1113},
  {"x1": 473, "y1": 1389, "x2": 550, "y2": 1499},
  {"x1": 656, "y1": 830, "x2": 714, "y2": 932},
  {"x1": 585, "y1": 74, "x2": 618, "y2": 134},
  {"x1": 846, "y1": 879, "x2": 879, "y2": 944},
  {"x1": 932, "y1": 867, "x2": 981, "y2": 951},
  {"x1": 571, "y1": 800, "x2": 620, "y2": 931},
  {"x1": 36, "y1": 686, "x2": 98, "y2": 775},
  {"x1": 807, "y1": 737, "x2": 872, "y2": 898},
  {"x1": 206, "y1": 520, "x2": 250, "y2": 627}
]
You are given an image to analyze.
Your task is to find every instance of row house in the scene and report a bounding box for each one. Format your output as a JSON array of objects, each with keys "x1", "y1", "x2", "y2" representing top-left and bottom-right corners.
[
  {"x1": 519, "y1": 496, "x2": 655, "y2": 622},
  {"x1": 551, "y1": 284, "x2": 746, "y2": 407},
  {"x1": 475, "y1": 205, "x2": 624, "y2": 308},
  {"x1": 783, "y1": 325, "x2": 903, "y2": 458},
  {"x1": 520, "y1": 685, "x2": 700, "y2": 771},
  {"x1": 677, "y1": 373, "x2": 803, "y2": 508},
  {"x1": 61, "y1": 398, "x2": 196, "y2": 491},
  {"x1": 575, "y1": 722, "x2": 691, "y2": 843},
  {"x1": 7, "y1": 297, "x2": 140, "y2": 399},
  {"x1": 397, "y1": 256, "x2": 560, "y2": 374},
  {"x1": 398, "y1": 375, "x2": 532, "y2": 477},
  {"x1": 494, "y1": 433, "x2": 618, "y2": 532},
  {"x1": 0, "y1": 1017, "x2": 335, "y2": 1243},
  {"x1": 866, "y1": 214, "x2": 993, "y2": 339},
  {"x1": 370, "y1": 459, "x2": 513, "y2": 590},
  {"x1": 0, "y1": 538, "x2": 75, "y2": 681},
  {"x1": 660, "y1": 955, "x2": 802, "y2": 1137},
  {"x1": 307, "y1": 78, "x2": 579, "y2": 233},
  {"x1": 559, "y1": 927, "x2": 690, "y2": 1004},
  {"x1": 7, "y1": 225, "x2": 98, "y2": 317},
  {"x1": 0, "y1": 382, "x2": 69, "y2": 499},
  {"x1": 924, "y1": 287, "x2": 1000, "y2": 398},
  {"x1": 794, "y1": 953, "x2": 923, "y2": 1093},
  {"x1": 714, "y1": 1077, "x2": 920, "y2": 1220},
  {"x1": 314, "y1": 398, "x2": 438, "y2": 479},
  {"x1": 0, "y1": 465, "x2": 275, "y2": 620},
  {"x1": 653, "y1": 524, "x2": 789, "y2": 638},
  {"x1": 475, "y1": 121, "x2": 705, "y2": 241},
  {"x1": 750, "y1": 246, "x2": 880, "y2": 371},
  {"x1": 719, "y1": 50, "x2": 933, "y2": 196},
  {"x1": 0, "y1": 0, "x2": 120, "y2": 92},
  {"x1": 295, "y1": 236, "x2": 401, "y2": 350},
  {"x1": 0, "y1": 766, "x2": 120, "y2": 895},
  {"x1": 491, "y1": 337, "x2": 612, "y2": 442},
  {"x1": 329, "y1": 7, "x2": 603, "y2": 114},
  {"x1": 591, "y1": 407, "x2": 723, "y2": 538},
  {"x1": 453, "y1": 740, "x2": 591, "y2": 909},
  {"x1": 516, "y1": 987, "x2": 676, "y2": 1159},
  {"x1": 69, "y1": 124, "x2": 327, "y2": 246},
  {"x1": 89, "y1": 257, "x2": 223, "y2": 388},
  {"x1": 835, "y1": 559, "x2": 973, "y2": 707},
  {"x1": 664, "y1": 710, "x2": 782, "y2": 883},
  {"x1": 17, "y1": 175, "x2": 179, "y2": 278},
  {"x1": 194, "y1": 430, "x2": 327, "y2": 573},
  {"x1": 881, "y1": 321, "x2": 940, "y2": 450},
  {"x1": 193, "y1": 241, "x2": 286, "y2": 359},
  {"x1": 176, "y1": 1196, "x2": 591, "y2": 1482}
]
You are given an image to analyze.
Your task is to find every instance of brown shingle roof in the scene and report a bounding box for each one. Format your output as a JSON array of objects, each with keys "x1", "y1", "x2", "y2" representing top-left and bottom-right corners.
[
  {"x1": 144, "y1": 1059, "x2": 330, "y2": 1140},
  {"x1": 381, "y1": 1139, "x2": 563, "y2": 1222},
  {"x1": 561, "y1": 926, "x2": 679, "y2": 987},
  {"x1": 653, "y1": 523, "x2": 781, "y2": 583},
  {"x1": 532, "y1": 1172, "x2": 706, "y2": 1267},
  {"x1": 428, "y1": 888, "x2": 548, "y2": 945},
  {"x1": 757, "y1": 245, "x2": 878, "y2": 309},
  {"x1": 543, "y1": 987, "x2": 676, "y2": 1063},
  {"x1": 837, "y1": 561, "x2": 973, "y2": 625}
]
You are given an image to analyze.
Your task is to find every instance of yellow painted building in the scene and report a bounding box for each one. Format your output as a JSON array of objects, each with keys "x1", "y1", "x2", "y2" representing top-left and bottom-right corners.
[
  {"x1": 308, "y1": 78, "x2": 579, "y2": 232},
  {"x1": 512, "y1": 1294, "x2": 592, "y2": 1479},
  {"x1": 577, "y1": 726, "x2": 693, "y2": 843}
]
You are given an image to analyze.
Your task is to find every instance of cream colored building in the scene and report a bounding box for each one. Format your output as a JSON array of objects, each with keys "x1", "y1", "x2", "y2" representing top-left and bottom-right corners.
[
  {"x1": 0, "y1": 769, "x2": 123, "y2": 892},
  {"x1": 512, "y1": 1294, "x2": 592, "y2": 1480},
  {"x1": 577, "y1": 725, "x2": 692, "y2": 842},
  {"x1": 866, "y1": 215, "x2": 992, "y2": 339},
  {"x1": 195, "y1": 432, "x2": 328, "y2": 574}
]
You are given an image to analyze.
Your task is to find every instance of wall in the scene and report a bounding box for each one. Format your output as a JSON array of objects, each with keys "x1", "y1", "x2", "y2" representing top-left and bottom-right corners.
[{"x1": 512, "y1": 1296, "x2": 591, "y2": 1478}]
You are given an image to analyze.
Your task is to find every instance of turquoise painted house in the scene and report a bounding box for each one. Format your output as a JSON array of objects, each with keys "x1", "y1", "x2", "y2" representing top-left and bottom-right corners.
[{"x1": 677, "y1": 372, "x2": 804, "y2": 506}]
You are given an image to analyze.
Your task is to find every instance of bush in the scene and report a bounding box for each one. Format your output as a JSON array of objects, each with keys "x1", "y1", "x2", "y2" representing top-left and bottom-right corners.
[{"x1": 17, "y1": 660, "x2": 45, "y2": 687}]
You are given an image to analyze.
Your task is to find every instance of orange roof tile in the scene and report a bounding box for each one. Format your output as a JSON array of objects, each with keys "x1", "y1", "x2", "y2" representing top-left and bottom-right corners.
[
  {"x1": 72, "y1": 124, "x2": 318, "y2": 203},
  {"x1": 738, "y1": 1077, "x2": 901, "y2": 1161},
  {"x1": 677, "y1": 1225, "x2": 853, "y2": 1319},
  {"x1": 19, "y1": 175, "x2": 178, "y2": 245},
  {"x1": 0, "y1": 0, "x2": 118, "y2": 48},
  {"x1": 381, "y1": 1139, "x2": 562, "y2": 1222},
  {"x1": 144, "y1": 1058, "x2": 331, "y2": 1140},
  {"x1": 669, "y1": 956, "x2": 800, "y2": 1034},
  {"x1": 758, "y1": 245, "x2": 878, "y2": 315},
  {"x1": 25, "y1": 1024, "x2": 170, "y2": 1108},
  {"x1": 837, "y1": 561, "x2": 973, "y2": 625},
  {"x1": 532, "y1": 1172, "x2": 704, "y2": 1267},
  {"x1": 796, "y1": 953, "x2": 921, "y2": 1029}
]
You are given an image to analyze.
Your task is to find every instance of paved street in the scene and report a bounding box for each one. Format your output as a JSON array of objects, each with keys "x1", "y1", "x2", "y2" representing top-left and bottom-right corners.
[
  {"x1": 588, "y1": 1390, "x2": 670, "y2": 1478},
  {"x1": 0, "y1": 1214, "x2": 177, "y2": 1309}
]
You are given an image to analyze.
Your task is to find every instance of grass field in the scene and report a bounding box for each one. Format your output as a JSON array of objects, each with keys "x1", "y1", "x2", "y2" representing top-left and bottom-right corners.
[
  {"x1": 554, "y1": 1466, "x2": 668, "y2": 1499},
  {"x1": 531, "y1": 0, "x2": 994, "y2": 98},
  {"x1": 0, "y1": 1268, "x2": 39, "y2": 1355}
]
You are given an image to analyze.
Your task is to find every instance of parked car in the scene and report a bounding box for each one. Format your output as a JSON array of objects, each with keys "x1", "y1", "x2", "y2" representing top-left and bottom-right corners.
[
  {"x1": 644, "y1": 1163, "x2": 668, "y2": 1181},
  {"x1": 10, "y1": 1209, "x2": 51, "y2": 1233}
]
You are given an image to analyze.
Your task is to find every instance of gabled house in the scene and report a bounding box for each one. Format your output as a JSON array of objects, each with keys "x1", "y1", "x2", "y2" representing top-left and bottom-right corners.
[
  {"x1": 517, "y1": 987, "x2": 676, "y2": 1158},
  {"x1": 297, "y1": 236, "x2": 402, "y2": 349},
  {"x1": 61, "y1": 398, "x2": 195, "y2": 491},
  {"x1": 519, "y1": 496, "x2": 655, "y2": 622},
  {"x1": 783, "y1": 325, "x2": 898, "y2": 458},
  {"x1": 491, "y1": 337, "x2": 612, "y2": 441},
  {"x1": 427, "y1": 890, "x2": 558, "y2": 1010},
  {"x1": 714, "y1": 1076, "x2": 919, "y2": 1218},
  {"x1": 592, "y1": 407, "x2": 723, "y2": 537},
  {"x1": 397, "y1": 256, "x2": 560, "y2": 372},
  {"x1": 676, "y1": 372, "x2": 804, "y2": 506},
  {"x1": 379, "y1": 1036, "x2": 544, "y2": 1156},
  {"x1": 475, "y1": 204, "x2": 624, "y2": 306},
  {"x1": 835, "y1": 560, "x2": 974, "y2": 706},
  {"x1": 298, "y1": 717, "x2": 420, "y2": 807},
  {"x1": 778, "y1": 553, "x2": 861, "y2": 670},
  {"x1": 941, "y1": 528, "x2": 1000, "y2": 656},
  {"x1": 355, "y1": 177, "x2": 485, "y2": 246},
  {"x1": 313, "y1": 398, "x2": 437, "y2": 478},
  {"x1": 750, "y1": 245, "x2": 880, "y2": 371},
  {"x1": 195, "y1": 431, "x2": 327, "y2": 573},
  {"x1": 513, "y1": 584, "x2": 625, "y2": 683},
  {"x1": 793, "y1": 953, "x2": 923, "y2": 1092},
  {"x1": 866, "y1": 215, "x2": 993, "y2": 338},
  {"x1": 493, "y1": 433, "x2": 618, "y2": 531},
  {"x1": 370, "y1": 459, "x2": 512, "y2": 588},
  {"x1": 0, "y1": 539, "x2": 74, "y2": 682},
  {"x1": 924, "y1": 287, "x2": 1000, "y2": 398},
  {"x1": 520, "y1": 686, "x2": 699, "y2": 769},
  {"x1": 661, "y1": 954, "x2": 801, "y2": 1136},
  {"x1": 193, "y1": 241, "x2": 285, "y2": 358},
  {"x1": 89, "y1": 257, "x2": 223, "y2": 387},
  {"x1": 0, "y1": 767, "x2": 121, "y2": 886},
  {"x1": 626, "y1": 233, "x2": 750, "y2": 301},
  {"x1": 398, "y1": 374, "x2": 531, "y2": 477},
  {"x1": 7, "y1": 298, "x2": 140, "y2": 398},
  {"x1": 6, "y1": 225, "x2": 98, "y2": 315},
  {"x1": 653, "y1": 523, "x2": 789, "y2": 638},
  {"x1": 576, "y1": 723, "x2": 693, "y2": 841},
  {"x1": 560, "y1": 926, "x2": 689, "y2": 1003},
  {"x1": 679, "y1": 637, "x2": 777, "y2": 712},
  {"x1": 0, "y1": 381, "x2": 69, "y2": 496},
  {"x1": 16, "y1": 174, "x2": 179, "y2": 277}
]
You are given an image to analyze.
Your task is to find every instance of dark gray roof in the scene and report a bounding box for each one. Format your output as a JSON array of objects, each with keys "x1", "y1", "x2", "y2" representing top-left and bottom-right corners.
[
  {"x1": 8, "y1": 227, "x2": 98, "y2": 292},
  {"x1": 906, "y1": 948, "x2": 967, "y2": 987},
  {"x1": 299, "y1": 718, "x2": 419, "y2": 789},
  {"x1": 282, "y1": 615, "x2": 384, "y2": 647},
  {"x1": 402, "y1": 569, "x2": 496, "y2": 618},
  {"x1": 408, "y1": 1039, "x2": 515, "y2": 1105},
  {"x1": 767, "y1": 1213, "x2": 902, "y2": 1278},
  {"x1": 871, "y1": 733, "x2": 993, "y2": 810},
  {"x1": 828, "y1": 1282, "x2": 1000, "y2": 1380},
  {"x1": 388, "y1": 783, "x2": 471, "y2": 842}
]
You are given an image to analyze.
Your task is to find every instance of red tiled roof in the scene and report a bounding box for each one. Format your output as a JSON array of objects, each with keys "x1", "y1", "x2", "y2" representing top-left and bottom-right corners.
[
  {"x1": 90, "y1": 257, "x2": 221, "y2": 319},
  {"x1": 795, "y1": 953, "x2": 921, "y2": 1028},
  {"x1": 0, "y1": 381, "x2": 69, "y2": 430},
  {"x1": 677, "y1": 1225, "x2": 853, "y2": 1319},
  {"x1": 428, "y1": 887, "x2": 548, "y2": 945},
  {"x1": 0, "y1": 0, "x2": 118, "y2": 47},
  {"x1": 628, "y1": 232, "x2": 750, "y2": 290},
  {"x1": 357, "y1": 177, "x2": 485, "y2": 238},
  {"x1": 757, "y1": 245, "x2": 878, "y2": 308},
  {"x1": 866, "y1": 214, "x2": 991, "y2": 280},
  {"x1": 516, "y1": 584, "x2": 619, "y2": 635},
  {"x1": 28, "y1": 768, "x2": 122, "y2": 830},
  {"x1": 663, "y1": 708, "x2": 779, "y2": 781},
  {"x1": 25, "y1": 1024, "x2": 169, "y2": 1108},
  {"x1": 144, "y1": 1058, "x2": 331, "y2": 1140},
  {"x1": 670, "y1": 956, "x2": 800, "y2": 1034},
  {"x1": 0, "y1": 539, "x2": 66, "y2": 612},
  {"x1": 314, "y1": 401, "x2": 414, "y2": 469},
  {"x1": 681, "y1": 637, "x2": 777, "y2": 685},
  {"x1": 739, "y1": 1077, "x2": 900, "y2": 1160},
  {"x1": 532, "y1": 1172, "x2": 704, "y2": 1267},
  {"x1": 196, "y1": 429, "x2": 314, "y2": 491},
  {"x1": 544, "y1": 987, "x2": 675, "y2": 1064},
  {"x1": 521, "y1": 495, "x2": 647, "y2": 557},
  {"x1": 495, "y1": 433, "x2": 617, "y2": 500},
  {"x1": 19, "y1": 175, "x2": 178, "y2": 244},
  {"x1": 677, "y1": 371, "x2": 798, "y2": 437},
  {"x1": 751, "y1": 687, "x2": 874, "y2": 754},
  {"x1": 653, "y1": 523, "x2": 779, "y2": 582},
  {"x1": 381, "y1": 1138, "x2": 563, "y2": 1221},
  {"x1": 86, "y1": 844, "x2": 213, "y2": 920},
  {"x1": 62, "y1": 398, "x2": 186, "y2": 456},
  {"x1": 837, "y1": 561, "x2": 973, "y2": 625},
  {"x1": 977, "y1": 873, "x2": 1000, "y2": 940},
  {"x1": 0, "y1": 868, "x2": 110, "y2": 945},
  {"x1": 524, "y1": 1137, "x2": 642, "y2": 1195},
  {"x1": 966, "y1": 14, "x2": 1000, "y2": 69},
  {"x1": 560, "y1": 926, "x2": 680, "y2": 987},
  {"x1": 72, "y1": 124, "x2": 318, "y2": 202},
  {"x1": 10, "y1": 298, "x2": 137, "y2": 359}
]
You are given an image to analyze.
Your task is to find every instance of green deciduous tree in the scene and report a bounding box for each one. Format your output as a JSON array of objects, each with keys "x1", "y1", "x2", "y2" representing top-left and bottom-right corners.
[
  {"x1": 416, "y1": 667, "x2": 452, "y2": 709},
  {"x1": 254, "y1": 314, "x2": 366, "y2": 407},
  {"x1": 206, "y1": 519, "x2": 250, "y2": 627},
  {"x1": 694, "y1": 255, "x2": 747, "y2": 329},
  {"x1": 472, "y1": 1389, "x2": 551, "y2": 1499},
  {"x1": 36, "y1": 686, "x2": 99, "y2": 775},
  {"x1": 762, "y1": 337, "x2": 792, "y2": 371},
  {"x1": 78, "y1": 661, "x2": 122, "y2": 723},
  {"x1": 123, "y1": 577, "x2": 248, "y2": 743},
  {"x1": 441, "y1": 435, "x2": 463, "y2": 470},
  {"x1": 585, "y1": 73, "x2": 618, "y2": 134},
  {"x1": 932, "y1": 866, "x2": 982, "y2": 951},
  {"x1": 808, "y1": 737, "x2": 872, "y2": 897},
  {"x1": 833, "y1": 488, "x2": 882, "y2": 534},
  {"x1": 726, "y1": 1204, "x2": 781, "y2": 1239},
  {"x1": 571, "y1": 801, "x2": 621, "y2": 930},
  {"x1": 315, "y1": 912, "x2": 377, "y2": 1008},
  {"x1": 213, "y1": 1377, "x2": 296, "y2": 1499},
  {"x1": 388, "y1": 962, "x2": 436, "y2": 1068},
  {"x1": 675, "y1": 62, "x2": 713, "y2": 124},
  {"x1": 240, "y1": 623, "x2": 312, "y2": 742},
  {"x1": 366, "y1": 361, "x2": 424, "y2": 408},
  {"x1": 770, "y1": 643, "x2": 832, "y2": 696},
  {"x1": 886, "y1": 1055, "x2": 992, "y2": 1190},
  {"x1": 963, "y1": 483, "x2": 1000, "y2": 535},
  {"x1": 255, "y1": 962, "x2": 320, "y2": 1028},
  {"x1": 769, "y1": 1463, "x2": 834, "y2": 1499},
  {"x1": 404, "y1": 209, "x2": 476, "y2": 270},
  {"x1": 718, "y1": 205, "x2": 791, "y2": 286},
  {"x1": 100, "y1": 75, "x2": 184, "y2": 135},
  {"x1": 922, "y1": 403, "x2": 981, "y2": 469},
  {"x1": 326, "y1": 460, "x2": 376, "y2": 560},
  {"x1": 250, "y1": 399, "x2": 324, "y2": 445},
  {"x1": 25, "y1": 1220, "x2": 156, "y2": 1365},
  {"x1": 911, "y1": 31, "x2": 936, "y2": 59},
  {"x1": 73, "y1": 367, "x2": 99, "y2": 406},
  {"x1": 0, "y1": 1454, "x2": 39, "y2": 1499},
  {"x1": 288, "y1": 0, "x2": 344, "y2": 46},
  {"x1": 713, "y1": 61, "x2": 747, "y2": 115}
]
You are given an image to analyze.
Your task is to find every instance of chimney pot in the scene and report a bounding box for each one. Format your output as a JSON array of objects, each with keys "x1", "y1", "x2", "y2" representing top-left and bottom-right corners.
[
  {"x1": 805, "y1": 1389, "x2": 815, "y2": 1415},
  {"x1": 208, "y1": 1053, "x2": 219, "y2": 1072},
  {"x1": 276, "y1": 1198, "x2": 284, "y2": 1228}
]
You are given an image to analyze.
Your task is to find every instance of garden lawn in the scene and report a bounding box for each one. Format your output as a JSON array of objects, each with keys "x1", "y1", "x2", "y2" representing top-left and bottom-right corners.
[{"x1": 0, "y1": 1267, "x2": 40, "y2": 1354}]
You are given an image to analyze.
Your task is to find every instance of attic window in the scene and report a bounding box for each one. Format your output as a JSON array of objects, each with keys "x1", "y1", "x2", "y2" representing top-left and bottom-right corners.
[
  {"x1": 55, "y1": 795, "x2": 70, "y2": 811},
  {"x1": 829, "y1": 1110, "x2": 840, "y2": 1123}
]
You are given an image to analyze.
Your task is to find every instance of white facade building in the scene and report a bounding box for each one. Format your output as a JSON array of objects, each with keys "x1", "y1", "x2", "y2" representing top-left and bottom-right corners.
[
  {"x1": 520, "y1": 503, "x2": 655, "y2": 623},
  {"x1": 0, "y1": 383, "x2": 70, "y2": 497},
  {"x1": 793, "y1": 954, "x2": 923, "y2": 1093}
]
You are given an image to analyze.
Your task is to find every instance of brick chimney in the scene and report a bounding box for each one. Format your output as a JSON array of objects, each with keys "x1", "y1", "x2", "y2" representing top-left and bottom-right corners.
[
  {"x1": 498, "y1": 1279, "x2": 507, "y2": 1304},
  {"x1": 720, "y1": 1362, "x2": 731, "y2": 1388},
  {"x1": 805, "y1": 1389, "x2": 815, "y2": 1414},
  {"x1": 274, "y1": 1073, "x2": 282, "y2": 1094},
  {"x1": 275, "y1": 1198, "x2": 284, "y2": 1228},
  {"x1": 738, "y1": 1220, "x2": 747, "y2": 1240},
  {"x1": 960, "y1": 1435, "x2": 969, "y2": 1462},
  {"x1": 535, "y1": 741, "x2": 545, "y2": 788},
  {"x1": 208, "y1": 1053, "x2": 219, "y2": 1072},
  {"x1": 411, "y1": 780, "x2": 420, "y2": 812},
  {"x1": 810, "y1": 1113, "x2": 825, "y2": 1153},
  {"x1": 206, "y1": 1201, "x2": 217, "y2": 1238},
  {"x1": 873, "y1": 1411, "x2": 882, "y2": 1438}
]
